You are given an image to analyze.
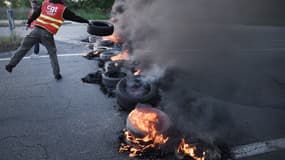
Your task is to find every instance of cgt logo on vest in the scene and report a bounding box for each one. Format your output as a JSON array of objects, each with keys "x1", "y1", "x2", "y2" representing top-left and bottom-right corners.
[{"x1": 46, "y1": 5, "x2": 58, "y2": 15}]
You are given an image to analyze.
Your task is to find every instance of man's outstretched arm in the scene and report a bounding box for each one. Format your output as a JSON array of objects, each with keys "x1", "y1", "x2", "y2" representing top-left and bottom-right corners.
[
  {"x1": 63, "y1": 8, "x2": 89, "y2": 23},
  {"x1": 27, "y1": 7, "x2": 41, "y2": 26}
]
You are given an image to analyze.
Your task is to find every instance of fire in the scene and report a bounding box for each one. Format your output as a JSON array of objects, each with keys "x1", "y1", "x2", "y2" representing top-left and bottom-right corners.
[
  {"x1": 119, "y1": 107, "x2": 169, "y2": 157},
  {"x1": 177, "y1": 138, "x2": 206, "y2": 160},
  {"x1": 128, "y1": 107, "x2": 159, "y2": 135},
  {"x1": 134, "y1": 69, "x2": 142, "y2": 76},
  {"x1": 102, "y1": 33, "x2": 121, "y2": 43},
  {"x1": 111, "y1": 50, "x2": 129, "y2": 61}
]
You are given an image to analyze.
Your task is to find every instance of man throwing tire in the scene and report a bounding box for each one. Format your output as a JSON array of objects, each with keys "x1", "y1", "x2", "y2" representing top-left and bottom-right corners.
[{"x1": 5, "y1": 0, "x2": 89, "y2": 80}]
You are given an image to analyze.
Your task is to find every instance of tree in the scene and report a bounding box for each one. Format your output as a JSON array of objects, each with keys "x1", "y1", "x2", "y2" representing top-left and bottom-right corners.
[
  {"x1": 64, "y1": 0, "x2": 115, "y2": 10},
  {"x1": 0, "y1": 0, "x2": 115, "y2": 10}
]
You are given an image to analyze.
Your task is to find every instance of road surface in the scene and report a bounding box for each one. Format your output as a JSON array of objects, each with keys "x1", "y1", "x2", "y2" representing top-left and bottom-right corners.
[{"x1": 0, "y1": 23, "x2": 284, "y2": 159}]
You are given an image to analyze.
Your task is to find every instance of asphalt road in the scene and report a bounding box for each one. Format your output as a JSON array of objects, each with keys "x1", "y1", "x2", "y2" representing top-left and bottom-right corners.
[{"x1": 0, "y1": 23, "x2": 284, "y2": 160}]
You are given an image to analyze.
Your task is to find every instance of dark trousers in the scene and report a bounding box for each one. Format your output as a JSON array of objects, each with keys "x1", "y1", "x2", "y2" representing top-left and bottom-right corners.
[
  {"x1": 34, "y1": 42, "x2": 39, "y2": 54},
  {"x1": 8, "y1": 27, "x2": 60, "y2": 76}
]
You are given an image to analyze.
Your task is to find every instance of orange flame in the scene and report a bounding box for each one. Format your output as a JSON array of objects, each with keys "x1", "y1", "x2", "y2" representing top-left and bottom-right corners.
[
  {"x1": 134, "y1": 69, "x2": 142, "y2": 76},
  {"x1": 111, "y1": 50, "x2": 129, "y2": 61},
  {"x1": 102, "y1": 33, "x2": 121, "y2": 43},
  {"x1": 129, "y1": 107, "x2": 159, "y2": 135},
  {"x1": 119, "y1": 108, "x2": 169, "y2": 157},
  {"x1": 177, "y1": 138, "x2": 206, "y2": 160}
]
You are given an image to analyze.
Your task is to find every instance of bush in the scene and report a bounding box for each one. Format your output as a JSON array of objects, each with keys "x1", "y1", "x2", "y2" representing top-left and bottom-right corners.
[
  {"x1": 0, "y1": 7, "x2": 29, "y2": 20},
  {"x1": 74, "y1": 8, "x2": 111, "y2": 20},
  {"x1": 65, "y1": 0, "x2": 115, "y2": 11},
  {"x1": 0, "y1": 34, "x2": 22, "y2": 52},
  {"x1": 0, "y1": 0, "x2": 115, "y2": 20}
]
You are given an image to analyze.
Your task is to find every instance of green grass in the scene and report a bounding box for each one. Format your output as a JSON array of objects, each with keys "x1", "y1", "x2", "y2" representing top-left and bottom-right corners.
[
  {"x1": 74, "y1": 8, "x2": 111, "y2": 20},
  {"x1": 0, "y1": 7, "x2": 110, "y2": 20},
  {"x1": 0, "y1": 34, "x2": 23, "y2": 53},
  {"x1": 0, "y1": 7, "x2": 29, "y2": 20}
]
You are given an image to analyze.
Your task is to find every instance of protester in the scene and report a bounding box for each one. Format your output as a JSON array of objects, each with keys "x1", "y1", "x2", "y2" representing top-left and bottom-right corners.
[{"x1": 5, "y1": 0, "x2": 90, "y2": 80}]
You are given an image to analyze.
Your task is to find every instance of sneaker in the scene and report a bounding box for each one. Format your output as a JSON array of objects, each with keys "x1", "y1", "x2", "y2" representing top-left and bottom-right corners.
[
  {"x1": 54, "y1": 74, "x2": 62, "y2": 80},
  {"x1": 5, "y1": 65, "x2": 13, "y2": 73}
]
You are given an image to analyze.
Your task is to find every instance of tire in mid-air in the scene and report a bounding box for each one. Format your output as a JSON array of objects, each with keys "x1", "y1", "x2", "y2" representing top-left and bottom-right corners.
[{"x1": 87, "y1": 21, "x2": 114, "y2": 36}]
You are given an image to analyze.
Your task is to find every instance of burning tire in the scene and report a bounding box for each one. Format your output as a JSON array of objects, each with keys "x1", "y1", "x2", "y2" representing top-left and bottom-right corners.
[
  {"x1": 119, "y1": 104, "x2": 173, "y2": 158},
  {"x1": 126, "y1": 104, "x2": 171, "y2": 137},
  {"x1": 87, "y1": 21, "x2": 114, "y2": 36},
  {"x1": 116, "y1": 76, "x2": 159, "y2": 110},
  {"x1": 102, "y1": 71, "x2": 127, "y2": 89}
]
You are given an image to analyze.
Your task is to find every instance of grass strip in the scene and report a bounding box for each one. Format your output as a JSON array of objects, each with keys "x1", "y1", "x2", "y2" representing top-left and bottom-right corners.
[{"x1": 0, "y1": 34, "x2": 22, "y2": 53}]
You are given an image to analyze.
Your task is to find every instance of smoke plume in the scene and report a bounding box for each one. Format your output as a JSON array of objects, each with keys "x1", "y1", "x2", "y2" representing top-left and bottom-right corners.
[{"x1": 112, "y1": 0, "x2": 285, "y2": 143}]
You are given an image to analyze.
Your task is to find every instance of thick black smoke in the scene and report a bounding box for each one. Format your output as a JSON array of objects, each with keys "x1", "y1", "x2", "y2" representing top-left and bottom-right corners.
[{"x1": 112, "y1": 0, "x2": 285, "y2": 143}]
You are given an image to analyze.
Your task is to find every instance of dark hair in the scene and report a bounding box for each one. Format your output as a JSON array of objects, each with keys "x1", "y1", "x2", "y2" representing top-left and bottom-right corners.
[
  {"x1": 31, "y1": 0, "x2": 38, "y2": 4},
  {"x1": 49, "y1": 0, "x2": 64, "y2": 4}
]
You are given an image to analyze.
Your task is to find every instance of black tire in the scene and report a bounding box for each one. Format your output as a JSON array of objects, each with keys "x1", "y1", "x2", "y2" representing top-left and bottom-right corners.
[
  {"x1": 102, "y1": 72, "x2": 127, "y2": 89},
  {"x1": 87, "y1": 21, "x2": 114, "y2": 36},
  {"x1": 81, "y1": 71, "x2": 102, "y2": 84},
  {"x1": 98, "y1": 40, "x2": 115, "y2": 47},
  {"x1": 99, "y1": 50, "x2": 120, "y2": 61},
  {"x1": 116, "y1": 76, "x2": 159, "y2": 110}
]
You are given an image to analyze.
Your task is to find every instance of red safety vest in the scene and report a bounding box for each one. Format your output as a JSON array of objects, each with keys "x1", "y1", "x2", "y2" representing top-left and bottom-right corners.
[{"x1": 34, "y1": 0, "x2": 65, "y2": 34}]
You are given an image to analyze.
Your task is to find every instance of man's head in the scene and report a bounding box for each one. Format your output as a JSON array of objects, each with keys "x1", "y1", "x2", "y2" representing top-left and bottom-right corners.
[
  {"x1": 49, "y1": 0, "x2": 65, "y2": 4},
  {"x1": 31, "y1": 0, "x2": 38, "y2": 9}
]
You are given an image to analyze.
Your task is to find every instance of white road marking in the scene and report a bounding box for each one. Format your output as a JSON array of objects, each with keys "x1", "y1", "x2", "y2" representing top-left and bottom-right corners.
[
  {"x1": 0, "y1": 53, "x2": 83, "y2": 62},
  {"x1": 232, "y1": 137, "x2": 285, "y2": 159}
]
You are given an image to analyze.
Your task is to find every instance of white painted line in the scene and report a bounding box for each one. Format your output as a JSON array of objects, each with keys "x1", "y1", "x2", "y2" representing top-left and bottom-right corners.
[
  {"x1": 55, "y1": 38, "x2": 86, "y2": 45},
  {"x1": 232, "y1": 137, "x2": 285, "y2": 159},
  {"x1": 239, "y1": 48, "x2": 285, "y2": 52},
  {"x1": 0, "y1": 53, "x2": 83, "y2": 62},
  {"x1": 0, "y1": 58, "x2": 11, "y2": 61}
]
